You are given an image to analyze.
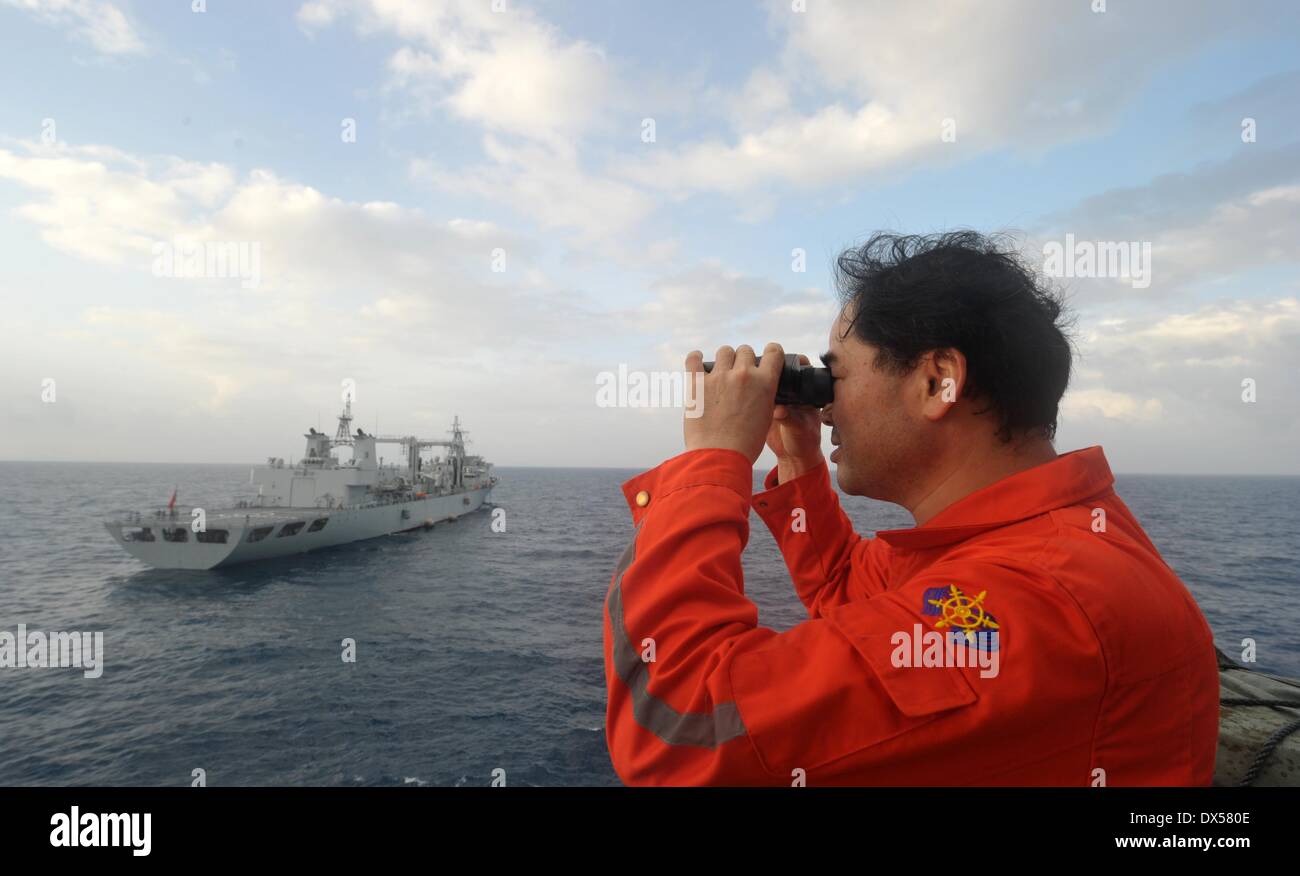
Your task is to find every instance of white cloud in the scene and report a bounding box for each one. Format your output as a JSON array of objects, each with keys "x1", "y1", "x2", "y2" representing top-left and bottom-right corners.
[
  {"x1": 1061, "y1": 297, "x2": 1299, "y2": 461},
  {"x1": 0, "y1": 141, "x2": 525, "y2": 308},
  {"x1": 0, "y1": 143, "x2": 233, "y2": 263},
  {"x1": 409, "y1": 136, "x2": 655, "y2": 244},
  {"x1": 1061, "y1": 388, "x2": 1164, "y2": 423},
  {"x1": 1140, "y1": 299, "x2": 1298, "y2": 345},
  {"x1": 0, "y1": 137, "x2": 835, "y2": 466},
  {"x1": 299, "y1": 0, "x2": 610, "y2": 144},
  {"x1": 2, "y1": 0, "x2": 144, "y2": 55},
  {"x1": 621, "y1": 102, "x2": 907, "y2": 195},
  {"x1": 301, "y1": 0, "x2": 662, "y2": 252},
  {"x1": 1033, "y1": 144, "x2": 1300, "y2": 305},
  {"x1": 617, "y1": 0, "x2": 1298, "y2": 200}
]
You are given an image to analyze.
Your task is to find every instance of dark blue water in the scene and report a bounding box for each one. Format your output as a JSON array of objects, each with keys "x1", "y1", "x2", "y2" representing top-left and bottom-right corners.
[{"x1": 0, "y1": 462, "x2": 1296, "y2": 785}]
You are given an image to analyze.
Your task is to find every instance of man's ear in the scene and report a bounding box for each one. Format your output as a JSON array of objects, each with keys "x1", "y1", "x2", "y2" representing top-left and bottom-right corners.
[{"x1": 919, "y1": 348, "x2": 966, "y2": 422}]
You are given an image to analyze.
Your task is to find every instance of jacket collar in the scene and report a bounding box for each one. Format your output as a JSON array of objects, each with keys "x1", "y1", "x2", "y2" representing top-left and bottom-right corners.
[{"x1": 874, "y1": 446, "x2": 1115, "y2": 550}]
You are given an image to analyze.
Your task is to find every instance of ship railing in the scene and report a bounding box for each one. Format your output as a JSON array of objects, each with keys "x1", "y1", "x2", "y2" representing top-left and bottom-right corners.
[
  {"x1": 106, "y1": 505, "x2": 292, "y2": 526},
  {"x1": 106, "y1": 506, "x2": 202, "y2": 524}
]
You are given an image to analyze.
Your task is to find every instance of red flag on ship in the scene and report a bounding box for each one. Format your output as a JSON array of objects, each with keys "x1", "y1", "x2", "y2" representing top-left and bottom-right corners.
[{"x1": 167, "y1": 486, "x2": 177, "y2": 511}]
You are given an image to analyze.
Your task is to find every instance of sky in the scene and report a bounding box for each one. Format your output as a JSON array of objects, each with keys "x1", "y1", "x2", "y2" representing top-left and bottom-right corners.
[{"x1": 0, "y1": 0, "x2": 1297, "y2": 474}]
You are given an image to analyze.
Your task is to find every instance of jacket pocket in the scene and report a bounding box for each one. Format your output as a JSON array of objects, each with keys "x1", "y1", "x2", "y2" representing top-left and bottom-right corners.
[
  {"x1": 728, "y1": 596, "x2": 979, "y2": 776},
  {"x1": 828, "y1": 597, "x2": 979, "y2": 718}
]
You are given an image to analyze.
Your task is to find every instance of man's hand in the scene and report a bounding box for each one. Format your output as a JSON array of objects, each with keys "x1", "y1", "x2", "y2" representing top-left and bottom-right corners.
[
  {"x1": 765, "y1": 353, "x2": 826, "y2": 483},
  {"x1": 684, "y1": 343, "x2": 784, "y2": 464}
]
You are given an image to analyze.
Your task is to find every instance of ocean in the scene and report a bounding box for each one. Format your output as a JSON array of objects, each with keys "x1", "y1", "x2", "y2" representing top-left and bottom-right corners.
[{"x1": 0, "y1": 461, "x2": 1296, "y2": 786}]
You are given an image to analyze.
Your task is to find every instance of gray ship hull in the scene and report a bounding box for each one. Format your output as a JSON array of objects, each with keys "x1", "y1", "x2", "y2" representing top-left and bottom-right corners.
[{"x1": 106, "y1": 486, "x2": 494, "y2": 570}]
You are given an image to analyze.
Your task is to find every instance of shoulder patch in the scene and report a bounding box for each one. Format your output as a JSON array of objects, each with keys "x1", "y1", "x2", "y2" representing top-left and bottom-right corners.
[{"x1": 922, "y1": 585, "x2": 1000, "y2": 651}]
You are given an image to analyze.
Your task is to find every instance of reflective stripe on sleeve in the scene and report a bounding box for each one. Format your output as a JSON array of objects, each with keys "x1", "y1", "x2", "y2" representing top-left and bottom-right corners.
[{"x1": 607, "y1": 524, "x2": 748, "y2": 748}]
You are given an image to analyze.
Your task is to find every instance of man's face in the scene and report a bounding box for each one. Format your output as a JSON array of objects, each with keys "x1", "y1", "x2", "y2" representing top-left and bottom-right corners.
[{"x1": 823, "y1": 306, "x2": 930, "y2": 500}]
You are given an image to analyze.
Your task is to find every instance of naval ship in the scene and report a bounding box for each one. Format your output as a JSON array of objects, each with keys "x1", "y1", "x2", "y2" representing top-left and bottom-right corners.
[{"x1": 105, "y1": 399, "x2": 496, "y2": 569}]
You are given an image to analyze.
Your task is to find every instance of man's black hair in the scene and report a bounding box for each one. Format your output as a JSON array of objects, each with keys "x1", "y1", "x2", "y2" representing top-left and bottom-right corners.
[{"x1": 834, "y1": 230, "x2": 1074, "y2": 442}]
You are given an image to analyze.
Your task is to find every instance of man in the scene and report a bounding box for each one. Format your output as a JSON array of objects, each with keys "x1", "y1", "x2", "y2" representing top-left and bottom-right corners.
[{"x1": 602, "y1": 231, "x2": 1218, "y2": 786}]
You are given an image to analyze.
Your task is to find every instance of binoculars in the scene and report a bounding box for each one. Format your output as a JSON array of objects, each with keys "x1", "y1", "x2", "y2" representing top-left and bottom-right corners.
[{"x1": 701, "y1": 353, "x2": 833, "y2": 407}]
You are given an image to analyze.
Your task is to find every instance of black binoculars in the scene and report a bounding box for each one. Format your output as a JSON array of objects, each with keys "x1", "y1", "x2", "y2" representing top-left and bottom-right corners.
[{"x1": 701, "y1": 353, "x2": 833, "y2": 407}]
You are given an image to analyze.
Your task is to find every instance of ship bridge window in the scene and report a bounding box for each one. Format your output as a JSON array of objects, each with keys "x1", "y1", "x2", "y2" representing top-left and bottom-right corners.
[
  {"x1": 196, "y1": 529, "x2": 229, "y2": 544},
  {"x1": 247, "y1": 526, "x2": 273, "y2": 543},
  {"x1": 277, "y1": 521, "x2": 305, "y2": 537},
  {"x1": 124, "y1": 527, "x2": 155, "y2": 542},
  {"x1": 307, "y1": 518, "x2": 328, "y2": 532},
  {"x1": 162, "y1": 527, "x2": 189, "y2": 542}
]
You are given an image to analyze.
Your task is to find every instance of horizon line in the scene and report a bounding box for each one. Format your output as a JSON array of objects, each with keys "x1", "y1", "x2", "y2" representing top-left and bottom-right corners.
[{"x1": 1, "y1": 458, "x2": 1297, "y2": 478}]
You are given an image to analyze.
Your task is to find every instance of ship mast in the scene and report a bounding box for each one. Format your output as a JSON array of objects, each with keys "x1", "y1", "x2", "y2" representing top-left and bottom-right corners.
[
  {"x1": 333, "y1": 396, "x2": 354, "y2": 447},
  {"x1": 448, "y1": 415, "x2": 468, "y2": 488}
]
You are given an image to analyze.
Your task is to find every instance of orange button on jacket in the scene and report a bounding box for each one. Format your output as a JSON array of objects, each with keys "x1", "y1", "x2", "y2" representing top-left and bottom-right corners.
[{"x1": 602, "y1": 446, "x2": 1219, "y2": 785}]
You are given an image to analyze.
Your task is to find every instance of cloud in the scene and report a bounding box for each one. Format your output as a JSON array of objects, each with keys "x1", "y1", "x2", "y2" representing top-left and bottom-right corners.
[
  {"x1": 0, "y1": 143, "x2": 233, "y2": 263},
  {"x1": 409, "y1": 136, "x2": 655, "y2": 244},
  {"x1": 301, "y1": 0, "x2": 668, "y2": 252},
  {"x1": 620, "y1": 101, "x2": 908, "y2": 196},
  {"x1": 1031, "y1": 143, "x2": 1300, "y2": 304},
  {"x1": 1128, "y1": 297, "x2": 1299, "y2": 351},
  {"x1": 626, "y1": 260, "x2": 832, "y2": 361},
  {"x1": 2, "y1": 0, "x2": 145, "y2": 55},
  {"x1": 617, "y1": 0, "x2": 1299, "y2": 200},
  {"x1": 0, "y1": 136, "x2": 835, "y2": 466},
  {"x1": 299, "y1": 0, "x2": 611, "y2": 144},
  {"x1": 1031, "y1": 127, "x2": 1300, "y2": 470},
  {"x1": 0, "y1": 140, "x2": 533, "y2": 320},
  {"x1": 1188, "y1": 69, "x2": 1300, "y2": 146},
  {"x1": 0, "y1": 139, "x2": 564, "y2": 424},
  {"x1": 1059, "y1": 296, "x2": 1300, "y2": 471},
  {"x1": 1061, "y1": 388, "x2": 1164, "y2": 423}
]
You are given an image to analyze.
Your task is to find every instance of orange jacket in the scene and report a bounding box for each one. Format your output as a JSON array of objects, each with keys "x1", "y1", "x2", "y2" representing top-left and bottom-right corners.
[{"x1": 603, "y1": 446, "x2": 1219, "y2": 785}]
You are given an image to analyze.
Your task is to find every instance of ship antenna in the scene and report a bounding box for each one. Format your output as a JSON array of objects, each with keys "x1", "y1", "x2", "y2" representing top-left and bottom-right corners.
[
  {"x1": 449, "y1": 415, "x2": 468, "y2": 452},
  {"x1": 334, "y1": 394, "x2": 354, "y2": 446}
]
